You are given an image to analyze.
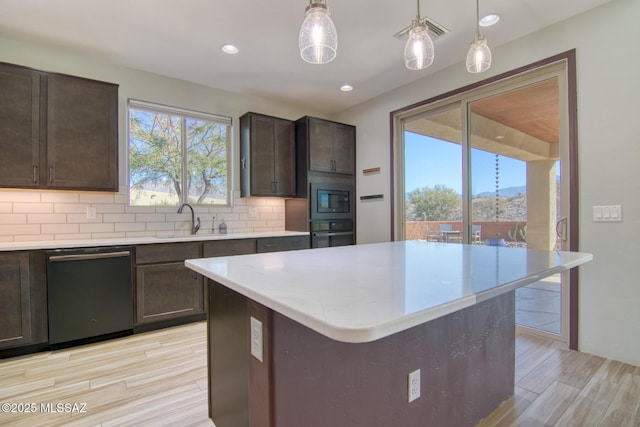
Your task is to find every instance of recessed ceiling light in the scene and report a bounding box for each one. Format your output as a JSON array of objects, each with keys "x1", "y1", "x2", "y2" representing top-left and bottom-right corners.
[
  {"x1": 340, "y1": 84, "x2": 353, "y2": 92},
  {"x1": 221, "y1": 44, "x2": 239, "y2": 54},
  {"x1": 479, "y1": 14, "x2": 500, "y2": 27}
]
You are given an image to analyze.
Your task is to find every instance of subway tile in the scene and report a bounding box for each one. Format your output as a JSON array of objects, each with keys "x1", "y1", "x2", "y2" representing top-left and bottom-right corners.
[
  {"x1": 146, "y1": 222, "x2": 175, "y2": 231},
  {"x1": 0, "y1": 190, "x2": 41, "y2": 203},
  {"x1": 0, "y1": 236, "x2": 13, "y2": 242},
  {"x1": 41, "y1": 192, "x2": 80, "y2": 203},
  {"x1": 14, "y1": 234, "x2": 55, "y2": 242},
  {"x1": 80, "y1": 223, "x2": 114, "y2": 233},
  {"x1": 91, "y1": 232, "x2": 126, "y2": 240},
  {"x1": 95, "y1": 204, "x2": 125, "y2": 214},
  {"x1": 28, "y1": 213, "x2": 67, "y2": 224},
  {"x1": 67, "y1": 213, "x2": 103, "y2": 223},
  {"x1": 260, "y1": 213, "x2": 281, "y2": 221},
  {"x1": 246, "y1": 220, "x2": 267, "y2": 228},
  {"x1": 267, "y1": 220, "x2": 285, "y2": 228},
  {"x1": 232, "y1": 227, "x2": 253, "y2": 233},
  {"x1": 135, "y1": 213, "x2": 166, "y2": 222},
  {"x1": 114, "y1": 194, "x2": 129, "y2": 204},
  {"x1": 0, "y1": 214, "x2": 27, "y2": 224},
  {"x1": 125, "y1": 206, "x2": 157, "y2": 213},
  {"x1": 125, "y1": 231, "x2": 156, "y2": 238},
  {"x1": 0, "y1": 203, "x2": 11, "y2": 213},
  {"x1": 55, "y1": 233, "x2": 92, "y2": 241},
  {"x1": 217, "y1": 213, "x2": 240, "y2": 221},
  {"x1": 0, "y1": 224, "x2": 41, "y2": 235},
  {"x1": 103, "y1": 213, "x2": 136, "y2": 223},
  {"x1": 13, "y1": 203, "x2": 54, "y2": 214},
  {"x1": 42, "y1": 223, "x2": 79, "y2": 234},
  {"x1": 79, "y1": 193, "x2": 115, "y2": 204},
  {"x1": 165, "y1": 213, "x2": 190, "y2": 222},
  {"x1": 115, "y1": 222, "x2": 146, "y2": 232},
  {"x1": 54, "y1": 204, "x2": 89, "y2": 214}
]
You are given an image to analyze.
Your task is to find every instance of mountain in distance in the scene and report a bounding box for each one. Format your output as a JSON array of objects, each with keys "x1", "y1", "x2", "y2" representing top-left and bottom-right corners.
[
  {"x1": 405, "y1": 185, "x2": 527, "y2": 200},
  {"x1": 475, "y1": 185, "x2": 527, "y2": 198}
]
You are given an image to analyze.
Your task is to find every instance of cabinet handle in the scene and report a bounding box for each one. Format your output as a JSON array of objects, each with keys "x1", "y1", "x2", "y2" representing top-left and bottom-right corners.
[
  {"x1": 241, "y1": 157, "x2": 246, "y2": 169},
  {"x1": 48, "y1": 166, "x2": 53, "y2": 183},
  {"x1": 32, "y1": 166, "x2": 38, "y2": 183}
]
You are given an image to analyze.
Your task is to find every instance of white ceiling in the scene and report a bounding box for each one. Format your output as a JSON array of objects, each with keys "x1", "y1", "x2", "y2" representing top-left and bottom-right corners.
[{"x1": 0, "y1": 0, "x2": 611, "y2": 115}]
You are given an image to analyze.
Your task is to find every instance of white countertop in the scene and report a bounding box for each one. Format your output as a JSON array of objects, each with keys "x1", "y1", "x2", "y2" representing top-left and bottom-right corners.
[
  {"x1": 185, "y1": 240, "x2": 593, "y2": 343},
  {"x1": 0, "y1": 230, "x2": 309, "y2": 251}
]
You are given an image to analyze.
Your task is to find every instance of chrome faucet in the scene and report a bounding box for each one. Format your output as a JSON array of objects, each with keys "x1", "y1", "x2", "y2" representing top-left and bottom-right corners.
[{"x1": 177, "y1": 203, "x2": 201, "y2": 235}]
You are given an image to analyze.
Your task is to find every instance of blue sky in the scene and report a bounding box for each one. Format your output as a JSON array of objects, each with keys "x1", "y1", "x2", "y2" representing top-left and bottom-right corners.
[{"x1": 404, "y1": 132, "x2": 527, "y2": 195}]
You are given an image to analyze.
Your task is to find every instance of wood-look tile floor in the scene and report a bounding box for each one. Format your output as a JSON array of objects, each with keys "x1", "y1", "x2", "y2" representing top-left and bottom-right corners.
[{"x1": 1, "y1": 322, "x2": 638, "y2": 426}]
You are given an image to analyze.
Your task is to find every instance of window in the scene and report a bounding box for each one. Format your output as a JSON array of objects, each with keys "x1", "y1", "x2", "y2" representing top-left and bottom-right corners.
[{"x1": 127, "y1": 100, "x2": 231, "y2": 206}]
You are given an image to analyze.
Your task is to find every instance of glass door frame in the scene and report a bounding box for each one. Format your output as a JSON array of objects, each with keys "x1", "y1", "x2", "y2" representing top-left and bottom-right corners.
[{"x1": 390, "y1": 51, "x2": 579, "y2": 348}]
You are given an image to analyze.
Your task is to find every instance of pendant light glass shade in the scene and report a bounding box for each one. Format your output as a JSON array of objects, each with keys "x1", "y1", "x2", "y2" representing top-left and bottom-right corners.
[
  {"x1": 466, "y1": 34, "x2": 491, "y2": 73},
  {"x1": 466, "y1": 0, "x2": 491, "y2": 73},
  {"x1": 404, "y1": 20, "x2": 434, "y2": 70},
  {"x1": 299, "y1": 1, "x2": 337, "y2": 64}
]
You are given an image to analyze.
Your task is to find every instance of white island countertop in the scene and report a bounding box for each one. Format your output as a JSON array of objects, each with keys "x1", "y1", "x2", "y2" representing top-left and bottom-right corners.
[{"x1": 185, "y1": 240, "x2": 593, "y2": 343}]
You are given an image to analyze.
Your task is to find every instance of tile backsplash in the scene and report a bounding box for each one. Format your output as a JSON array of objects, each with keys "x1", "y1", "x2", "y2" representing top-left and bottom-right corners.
[{"x1": 0, "y1": 186, "x2": 285, "y2": 242}]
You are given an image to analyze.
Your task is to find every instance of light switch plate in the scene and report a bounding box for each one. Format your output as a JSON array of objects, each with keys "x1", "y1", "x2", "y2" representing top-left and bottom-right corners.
[
  {"x1": 250, "y1": 316, "x2": 263, "y2": 362},
  {"x1": 593, "y1": 205, "x2": 622, "y2": 222}
]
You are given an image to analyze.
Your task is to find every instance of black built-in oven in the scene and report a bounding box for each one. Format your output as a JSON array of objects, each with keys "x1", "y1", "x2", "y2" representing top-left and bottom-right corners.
[
  {"x1": 311, "y1": 219, "x2": 354, "y2": 248},
  {"x1": 310, "y1": 182, "x2": 354, "y2": 220}
]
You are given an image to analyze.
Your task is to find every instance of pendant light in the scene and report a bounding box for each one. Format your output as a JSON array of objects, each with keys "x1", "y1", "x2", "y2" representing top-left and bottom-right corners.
[
  {"x1": 404, "y1": 0, "x2": 434, "y2": 70},
  {"x1": 299, "y1": 0, "x2": 338, "y2": 64},
  {"x1": 466, "y1": 0, "x2": 492, "y2": 73}
]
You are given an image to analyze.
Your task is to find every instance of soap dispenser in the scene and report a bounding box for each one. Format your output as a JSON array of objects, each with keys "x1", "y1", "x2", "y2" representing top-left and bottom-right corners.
[{"x1": 219, "y1": 219, "x2": 227, "y2": 235}]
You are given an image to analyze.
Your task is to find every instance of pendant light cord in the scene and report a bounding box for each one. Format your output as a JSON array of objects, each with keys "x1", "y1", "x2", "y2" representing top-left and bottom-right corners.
[
  {"x1": 416, "y1": 0, "x2": 421, "y2": 21},
  {"x1": 476, "y1": 0, "x2": 481, "y2": 36}
]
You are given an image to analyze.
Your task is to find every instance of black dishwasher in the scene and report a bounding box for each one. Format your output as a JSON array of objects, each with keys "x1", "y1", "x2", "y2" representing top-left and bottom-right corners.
[{"x1": 46, "y1": 246, "x2": 133, "y2": 347}]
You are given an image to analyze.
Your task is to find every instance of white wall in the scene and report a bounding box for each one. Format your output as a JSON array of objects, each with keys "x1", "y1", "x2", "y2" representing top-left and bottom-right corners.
[
  {"x1": 335, "y1": 0, "x2": 640, "y2": 366},
  {"x1": 0, "y1": 37, "x2": 325, "y2": 241}
]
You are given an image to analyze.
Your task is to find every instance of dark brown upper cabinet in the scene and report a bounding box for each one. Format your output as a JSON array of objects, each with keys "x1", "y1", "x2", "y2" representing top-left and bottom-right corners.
[
  {"x1": 297, "y1": 116, "x2": 355, "y2": 176},
  {"x1": 240, "y1": 112, "x2": 296, "y2": 197},
  {"x1": 0, "y1": 63, "x2": 41, "y2": 188},
  {"x1": 0, "y1": 62, "x2": 118, "y2": 192}
]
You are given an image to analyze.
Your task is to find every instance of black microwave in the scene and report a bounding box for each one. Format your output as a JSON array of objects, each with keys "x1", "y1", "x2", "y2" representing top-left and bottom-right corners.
[
  {"x1": 310, "y1": 183, "x2": 354, "y2": 220},
  {"x1": 317, "y1": 189, "x2": 349, "y2": 213}
]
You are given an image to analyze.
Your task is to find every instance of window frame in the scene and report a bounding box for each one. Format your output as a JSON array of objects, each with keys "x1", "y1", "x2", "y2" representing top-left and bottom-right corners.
[{"x1": 127, "y1": 99, "x2": 232, "y2": 207}]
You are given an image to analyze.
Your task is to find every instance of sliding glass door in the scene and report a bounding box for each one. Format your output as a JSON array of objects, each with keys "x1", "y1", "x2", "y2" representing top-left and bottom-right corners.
[{"x1": 394, "y1": 62, "x2": 572, "y2": 342}]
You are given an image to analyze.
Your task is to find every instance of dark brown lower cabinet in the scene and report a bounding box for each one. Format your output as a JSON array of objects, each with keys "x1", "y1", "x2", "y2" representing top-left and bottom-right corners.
[
  {"x1": 134, "y1": 242, "x2": 203, "y2": 326},
  {"x1": 0, "y1": 251, "x2": 47, "y2": 350},
  {"x1": 135, "y1": 262, "x2": 204, "y2": 325}
]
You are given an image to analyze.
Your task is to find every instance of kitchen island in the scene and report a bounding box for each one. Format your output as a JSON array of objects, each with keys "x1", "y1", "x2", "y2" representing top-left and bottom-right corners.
[{"x1": 185, "y1": 241, "x2": 592, "y2": 427}]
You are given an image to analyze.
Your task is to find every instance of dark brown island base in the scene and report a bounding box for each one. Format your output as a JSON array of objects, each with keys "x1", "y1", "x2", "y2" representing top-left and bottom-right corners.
[{"x1": 186, "y1": 241, "x2": 592, "y2": 427}]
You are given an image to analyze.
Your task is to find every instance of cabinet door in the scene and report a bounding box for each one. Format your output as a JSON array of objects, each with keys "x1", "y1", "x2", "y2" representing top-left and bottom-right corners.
[
  {"x1": 308, "y1": 118, "x2": 334, "y2": 173},
  {"x1": 250, "y1": 114, "x2": 276, "y2": 196},
  {"x1": 46, "y1": 74, "x2": 118, "y2": 191},
  {"x1": 0, "y1": 64, "x2": 40, "y2": 188},
  {"x1": 0, "y1": 253, "x2": 32, "y2": 349},
  {"x1": 332, "y1": 123, "x2": 355, "y2": 175},
  {"x1": 135, "y1": 262, "x2": 204, "y2": 325},
  {"x1": 273, "y1": 118, "x2": 295, "y2": 196}
]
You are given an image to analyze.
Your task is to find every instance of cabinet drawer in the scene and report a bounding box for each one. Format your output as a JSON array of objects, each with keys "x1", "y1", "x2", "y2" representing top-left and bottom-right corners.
[
  {"x1": 135, "y1": 242, "x2": 201, "y2": 264},
  {"x1": 203, "y1": 239, "x2": 256, "y2": 258},
  {"x1": 256, "y1": 236, "x2": 309, "y2": 253}
]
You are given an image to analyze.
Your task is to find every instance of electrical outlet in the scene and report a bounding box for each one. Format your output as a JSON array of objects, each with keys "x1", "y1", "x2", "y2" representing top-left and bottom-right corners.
[
  {"x1": 248, "y1": 206, "x2": 258, "y2": 219},
  {"x1": 408, "y1": 369, "x2": 420, "y2": 402},
  {"x1": 250, "y1": 317, "x2": 263, "y2": 362},
  {"x1": 86, "y1": 206, "x2": 97, "y2": 220}
]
